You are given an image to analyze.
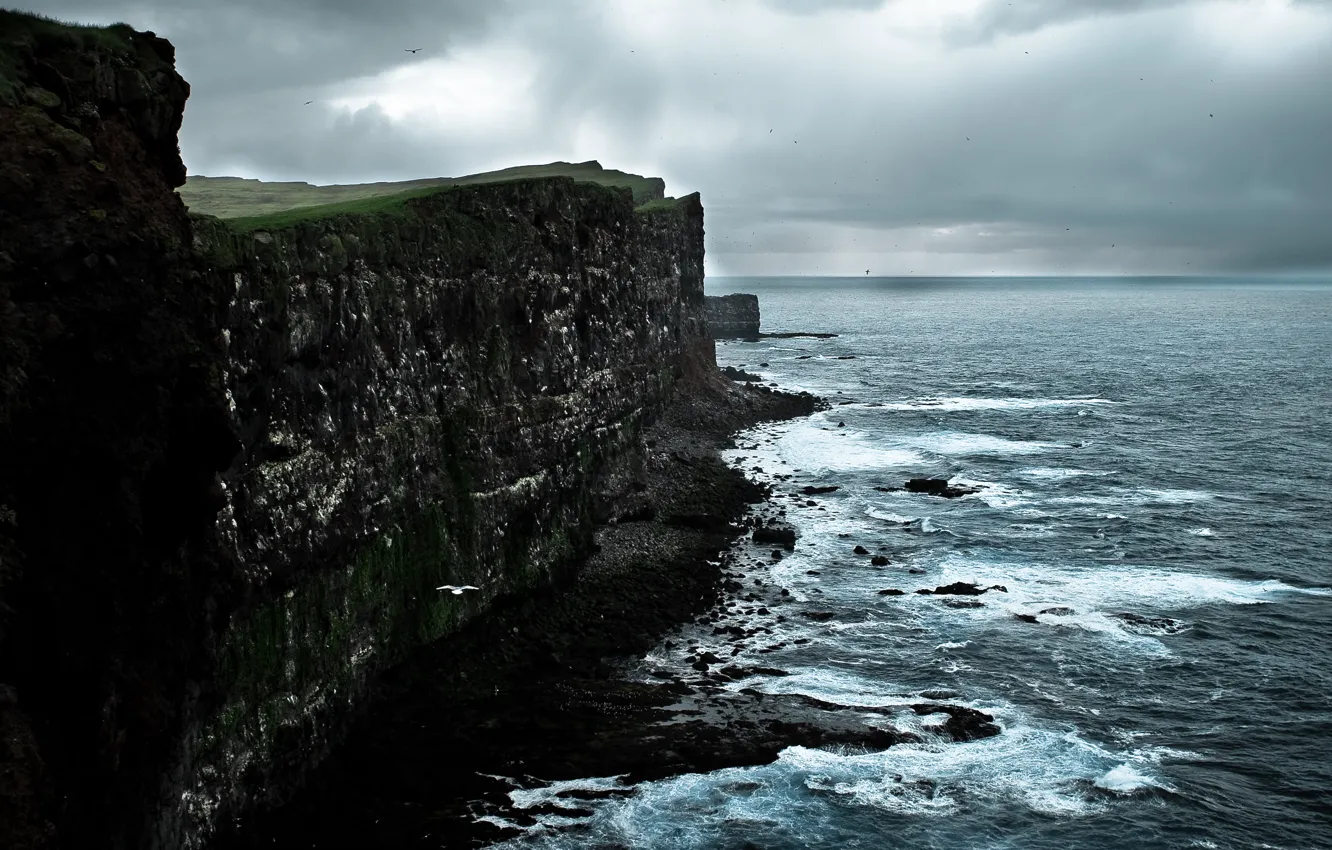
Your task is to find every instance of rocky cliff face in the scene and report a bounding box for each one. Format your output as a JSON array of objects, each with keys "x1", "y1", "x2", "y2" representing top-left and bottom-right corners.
[
  {"x1": 0, "y1": 13, "x2": 712, "y2": 850},
  {"x1": 705, "y1": 292, "x2": 760, "y2": 338}
]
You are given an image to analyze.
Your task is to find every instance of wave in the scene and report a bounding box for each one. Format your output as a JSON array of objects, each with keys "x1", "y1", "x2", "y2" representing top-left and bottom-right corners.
[
  {"x1": 903, "y1": 555, "x2": 1330, "y2": 647},
  {"x1": 773, "y1": 424, "x2": 927, "y2": 473},
  {"x1": 897, "y1": 431, "x2": 1066, "y2": 457},
  {"x1": 1019, "y1": 467, "x2": 1116, "y2": 480},
  {"x1": 1093, "y1": 763, "x2": 1169, "y2": 795},
  {"x1": 858, "y1": 397, "x2": 1117, "y2": 413},
  {"x1": 1046, "y1": 487, "x2": 1217, "y2": 507}
]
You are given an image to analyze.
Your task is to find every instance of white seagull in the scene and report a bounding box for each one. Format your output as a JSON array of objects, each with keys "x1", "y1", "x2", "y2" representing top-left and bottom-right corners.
[{"x1": 436, "y1": 584, "x2": 479, "y2": 595}]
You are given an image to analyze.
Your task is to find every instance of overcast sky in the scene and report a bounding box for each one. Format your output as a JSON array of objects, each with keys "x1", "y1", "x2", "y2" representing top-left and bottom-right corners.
[{"x1": 13, "y1": 0, "x2": 1332, "y2": 276}]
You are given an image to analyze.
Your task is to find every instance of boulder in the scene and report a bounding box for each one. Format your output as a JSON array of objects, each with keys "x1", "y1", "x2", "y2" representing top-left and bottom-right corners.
[{"x1": 903, "y1": 478, "x2": 981, "y2": 499}]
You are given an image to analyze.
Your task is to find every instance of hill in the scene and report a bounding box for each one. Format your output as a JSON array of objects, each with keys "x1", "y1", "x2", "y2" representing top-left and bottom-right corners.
[{"x1": 177, "y1": 160, "x2": 668, "y2": 219}]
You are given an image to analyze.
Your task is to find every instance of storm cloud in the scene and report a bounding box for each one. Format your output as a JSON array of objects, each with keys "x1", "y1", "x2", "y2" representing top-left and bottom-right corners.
[{"x1": 10, "y1": 0, "x2": 1331, "y2": 275}]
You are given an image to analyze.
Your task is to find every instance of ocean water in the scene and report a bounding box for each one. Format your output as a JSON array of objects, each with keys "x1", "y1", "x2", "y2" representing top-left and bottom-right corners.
[{"x1": 487, "y1": 277, "x2": 1332, "y2": 850}]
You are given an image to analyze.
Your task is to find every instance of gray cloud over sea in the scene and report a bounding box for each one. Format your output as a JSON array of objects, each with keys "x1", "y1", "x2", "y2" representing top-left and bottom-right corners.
[{"x1": 10, "y1": 0, "x2": 1332, "y2": 275}]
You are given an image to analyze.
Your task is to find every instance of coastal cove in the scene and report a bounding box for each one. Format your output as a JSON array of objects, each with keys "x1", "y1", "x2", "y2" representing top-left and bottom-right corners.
[{"x1": 2, "y1": 8, "x2": 1331, "y2": 850}]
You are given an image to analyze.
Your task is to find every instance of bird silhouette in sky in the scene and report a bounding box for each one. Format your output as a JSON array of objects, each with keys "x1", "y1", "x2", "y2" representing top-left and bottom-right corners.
[
  {"x1": 304, "y1": 100, "x2": 313, "y2": 105},
  {"x1": 866, "y1": 269, "x2": 870, "y2": 275},
  {"x1": 405, "y1": 47, "x2": 423, "y2": 53}
]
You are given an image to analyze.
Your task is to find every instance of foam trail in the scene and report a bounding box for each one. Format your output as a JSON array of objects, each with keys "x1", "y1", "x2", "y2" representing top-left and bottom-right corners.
[{"x1": 859, "y1": 397, "x2": 1117, "y2": 412}]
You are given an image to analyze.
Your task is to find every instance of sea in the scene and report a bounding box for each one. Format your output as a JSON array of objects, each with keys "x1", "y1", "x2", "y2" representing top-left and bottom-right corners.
[{"x1": 487, "y1": 276, "x2": 1332, "y2": 850}]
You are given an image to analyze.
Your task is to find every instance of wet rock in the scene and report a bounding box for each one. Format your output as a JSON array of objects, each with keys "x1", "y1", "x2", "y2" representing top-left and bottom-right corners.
[
  {"x1": 721, "y1": 366, "x2": 763, "y2": 383},
  {"x1": 1014, "y1": 613, "x2": 1039, "y2": 624},
  {"x1": 910, "y1": 703, "x2": 1001, "y2": 742},
  {"x1": 1111, "y1": 612, "x2": 1188, "y2": 635},
  {"x1": 941, "y1": 598, "x2": 984, "y2": 609},
  {"x1": 903, "y1": 478, "x2": 982, "y2": 499},
  {"x1": 802, "y1": 485, "x2": 840, "y2": 495},
  {"x1": 877, "y1": 589, "x2": 905, "y2": 596},
  {"x1": 800, "y1": 611, "x2": 836, "y2": 622},
  {"x1": 870, "y1": 555, "x2": 890, "y2": 566},
  {"x1": 752, "y1": 524, "x2": 797, "y2": 549},
  {"x1": 919, "y1": 582, "x2": 989, "y2": 596},
  {"x1": 853, "y1": 545, "x2": 870, "y2": 555},
  {"x1": 1040, "y1": 607, "x2": 1075, "y2": 616}
]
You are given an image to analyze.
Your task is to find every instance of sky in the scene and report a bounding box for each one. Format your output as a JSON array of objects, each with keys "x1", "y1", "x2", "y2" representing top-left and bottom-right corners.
[{"x1": 11, "y1": 0, "x2": 1332, "y2": 276}]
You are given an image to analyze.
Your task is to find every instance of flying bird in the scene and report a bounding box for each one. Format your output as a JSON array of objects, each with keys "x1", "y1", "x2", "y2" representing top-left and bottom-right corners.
[
  {"x1": 865, "y1": 270, "x2": 870, "y2": 275},
  {"x1": 405, "y1": 47, "x2": 423, "y2": 53},
  {"x1": 436, "y1": 584, "x2": 479, "y2": 595},
  {"x1": 304, "y1": 100, "x2": 313, "y2": 105}
]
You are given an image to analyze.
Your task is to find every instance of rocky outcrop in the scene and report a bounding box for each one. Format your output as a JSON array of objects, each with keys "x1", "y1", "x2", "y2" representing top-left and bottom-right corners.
[
  {"x1": 704, "y1": 293, "x2": 760, "y2": 338},
  {"x1": 0, "y1": 12, "x2": 727, "y2": 849}
]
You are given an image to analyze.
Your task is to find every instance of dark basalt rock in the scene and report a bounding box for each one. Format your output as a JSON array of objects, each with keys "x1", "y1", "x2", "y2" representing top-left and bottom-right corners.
[
  {"x1": 665, "y1": 513, "x2": 741, "y2": 534},
  {"x1": 903, "y1": 478, "x2": 982, "y2": 498},
  {"x1": 941, "y1": 598, "x2": 985, "y2": 609},
  {"x1": 705, "y1": 294, "x2": 761, "y2": 338},
  {"x1": 1040, "y1": 606, "x2": 1076, "y2": 616},
  {"x1": 721, "y1": 365, "x2": 763, "y2": 383},
  {"x1": 878, "y1": 588, "x2": 905, "y2": 596},
  {"x1": 800, "y1": 611, "x2": 837, "y2": 622},
  {"x1": 752, "y1": 524, "x2": 797, "y2": 549},
  {"x1": 802, "y1": 485, "x2": 840, "y2": 495},
  {"x1": 870, "y1": 555, "x2": 891, "y2": 566},
  {"x1": 853, "y1": 545, "x2": 871, "y2": 555},
  {"x1": 0, "y1": 12, "x2": 841, "y2": 847},
  {"x1": 1111, "y1": 612, "x2": 1188, "y2": 635},
  {"x1": 910, "y1": 703, "x2": 1001, "y2": 742},
  {"x1": 918, "y1": 582, "x2": 997, "y2": 596}
]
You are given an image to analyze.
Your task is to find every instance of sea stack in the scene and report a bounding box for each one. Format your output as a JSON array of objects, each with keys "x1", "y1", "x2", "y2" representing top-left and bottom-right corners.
[{"x1": 705, "y1": 293, "x2": 761, "y2": 338}]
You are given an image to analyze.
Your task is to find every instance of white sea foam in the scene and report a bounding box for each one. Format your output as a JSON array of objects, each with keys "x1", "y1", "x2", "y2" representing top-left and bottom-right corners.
[
  {"x1": 774, "y1": 424, "x2": 926, "y2": 473},
  {"x1": 1190, "y1": 527, "x2": 1215, "y2": 537},
  {"x1": 1094, "y1": 763, "x2": 1162, "y2": 794},
  {"x1": 908, "y1": 554, "x2": 1330, "y2": 648},
  {"x1": 866, "y1": 508, "x2": 920, "y2": 524},
  {"x1": 784, "y1": 718, "x2": 1122, "y2": 818},
  {"x1": 898, "y1": 431, "x2": 1065, "y2": 457},
  {"x1": 860, "y1": 397, "x2": 1116, "y2": 413},
  {"x1": 1047, "y1": 487, "x2": 1217, "y2": 507},
  {"x1": 1019, "y1": 467, "x2": 1114, "y2": 480}
]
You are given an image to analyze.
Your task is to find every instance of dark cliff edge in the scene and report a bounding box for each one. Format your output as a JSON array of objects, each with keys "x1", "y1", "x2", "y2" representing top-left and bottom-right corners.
[
  {"x1": 704, "y1": 292, "x2": 760, "y2": 338},
  {"x1": 0, "y1": 13, "x2": 817, "y2": 849}
]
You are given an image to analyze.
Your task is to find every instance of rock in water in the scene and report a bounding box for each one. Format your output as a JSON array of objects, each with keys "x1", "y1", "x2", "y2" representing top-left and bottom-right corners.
[{"x1": 903, "y1": 478, "x2": 982, "y2": 498}]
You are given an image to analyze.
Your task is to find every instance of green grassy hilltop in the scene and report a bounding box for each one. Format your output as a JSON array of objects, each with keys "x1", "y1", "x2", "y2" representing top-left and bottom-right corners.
[{"x1": 178, "y1": 160, "x2": 671, "y2": 228}]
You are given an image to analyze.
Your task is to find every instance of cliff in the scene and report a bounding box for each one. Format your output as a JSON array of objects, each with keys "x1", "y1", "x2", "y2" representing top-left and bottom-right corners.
[
  {"x1": 0, "y1": 12, "x2": 720, "y2": 849},
  {"x1": 705, "y1": 292, "x2": 760, "y2": 338}
]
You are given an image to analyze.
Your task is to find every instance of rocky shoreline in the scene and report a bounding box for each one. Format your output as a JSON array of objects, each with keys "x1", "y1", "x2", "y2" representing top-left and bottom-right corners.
[{"x1": 214, "y1": 373, "x2": 1000, "y2": 848}]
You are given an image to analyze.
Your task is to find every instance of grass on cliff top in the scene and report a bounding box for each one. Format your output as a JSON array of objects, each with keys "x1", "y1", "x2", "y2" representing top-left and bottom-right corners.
[
  {"x1": 219, "y1": 186, "x2": 448, "y2": 233},
  {"x1": 180, "y1": 161, "x2": 667, "y2": 222},
  {"x1": 0, "y1": 9, "x2": 136, "y2": 104}
]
